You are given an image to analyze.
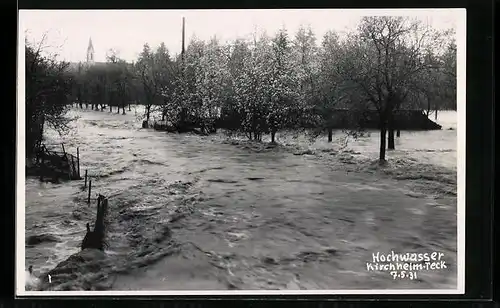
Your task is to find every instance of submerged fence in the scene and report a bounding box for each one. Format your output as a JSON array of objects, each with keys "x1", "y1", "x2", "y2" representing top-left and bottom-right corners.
[
  {"x1": 26, "y1": 143, "x2": 112, "y2": 283},
  {"x1": 36, "y1": 143, "x2": 81, "y2": 181},
  {"x1": 37, "y1": 141, "x2": 111, "y2": 252},
  {"x1": 36, "y1": 141, "x2": 110, "y2": 251}
]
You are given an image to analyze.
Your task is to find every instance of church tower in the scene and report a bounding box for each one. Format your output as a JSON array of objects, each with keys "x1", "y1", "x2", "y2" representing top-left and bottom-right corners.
[{"x1": 86, "y1": 37, "x2": 95, "y2": 64}]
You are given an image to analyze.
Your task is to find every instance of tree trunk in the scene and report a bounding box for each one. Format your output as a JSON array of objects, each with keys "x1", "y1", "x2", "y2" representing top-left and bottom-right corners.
[
  {"x1": 435, "y1": 109, "x2": 438, "y2": 121},
  {"x1": 254, "y1": 132, "x2": 260, "y2": 142},
  {"x1": 128, "y1": 103, "x2": 131, "y2": 111},
  {"x1": 109, "y1": 104, "x2": 112, "y2": 112},
  {"x1": 146, "y1": 106, "x2": 151, "y2": 122},
  {"x1": 271, "y1": 131, "x2": 276, "y2": 143},
  {"x1": 387, "y1": 113, "x2": 395, "y2": 150},
  {"x1": 396, "y1": 129, "x2": 401, "y2": 137},
  {"x1": 426, "y1": 97, "x2": 431, "y2": 117},
  {"x1": 388, "y1": 129, "x2": 395, "y2": 150},
  {"x1": 40, "y1": 114, "x2": 45, "y2": 134},
  {"x1": 379, "y1": 126, "x2": 387, "y2": 162},
  {"x1": 327, "y1": 128, "x2": 333, "y2": 142}
]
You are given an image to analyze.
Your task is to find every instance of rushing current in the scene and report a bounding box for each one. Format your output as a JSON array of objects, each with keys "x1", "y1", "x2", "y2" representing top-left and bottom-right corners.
[{"x1": 24, "y1": 107, "x2": 458, "y2": 291}]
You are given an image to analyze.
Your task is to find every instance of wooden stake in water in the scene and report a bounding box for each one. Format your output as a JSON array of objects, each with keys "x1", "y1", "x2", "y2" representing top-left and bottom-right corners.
[
  {"x1": 87, "y1": 179, "x2": 92, "y2": 204},
  {"x1": 71, "y1": 155, "x2": 76, "y2": 179},
  {"x1": 77, "y1": 147, "x2": 80, "y2": 178}
]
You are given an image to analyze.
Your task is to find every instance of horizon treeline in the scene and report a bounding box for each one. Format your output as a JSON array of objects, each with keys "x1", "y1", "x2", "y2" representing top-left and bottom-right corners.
[{"x1": 26, "y1": 16, "x2": 457, "y2": 161}]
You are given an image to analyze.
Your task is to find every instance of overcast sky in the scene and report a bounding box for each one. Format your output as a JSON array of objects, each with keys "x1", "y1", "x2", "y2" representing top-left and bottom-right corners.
[{"x1": 20, "y1": 9, "x2": 463, "y2": 63}]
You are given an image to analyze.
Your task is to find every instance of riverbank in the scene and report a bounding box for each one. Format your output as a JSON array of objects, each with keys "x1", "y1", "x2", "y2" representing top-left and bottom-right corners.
[{"x1": 24, "y1": 108, "x2": 458, "y2": 291}]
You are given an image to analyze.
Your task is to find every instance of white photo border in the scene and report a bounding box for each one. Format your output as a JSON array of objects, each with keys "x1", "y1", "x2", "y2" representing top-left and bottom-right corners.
[{"x1": 16, "y1": 8, "x2": 466, "y2": 296}]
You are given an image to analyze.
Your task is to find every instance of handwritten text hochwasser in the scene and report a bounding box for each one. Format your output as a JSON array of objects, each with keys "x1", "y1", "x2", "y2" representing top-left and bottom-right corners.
[
  {"x1": 366, "y1": 251, "x2": 447, "y2": 272},
  {"x1": 371, "y1": 251, "x2": 444, "y2": 263}
]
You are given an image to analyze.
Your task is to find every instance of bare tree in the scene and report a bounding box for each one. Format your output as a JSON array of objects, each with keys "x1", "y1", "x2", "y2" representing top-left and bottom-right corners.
[
  {"x1": 105, "y1": 49, "x2": 132, "y2": 115},
  {"x1": 314, "y1": 30, "x2": 347, "y2": 142},
  {"x1": 25, "y1": 33, "x2": 75, "y2": 159},
  {"x1": 337, "y1": 16, "x2": 449, "y2": 161}
]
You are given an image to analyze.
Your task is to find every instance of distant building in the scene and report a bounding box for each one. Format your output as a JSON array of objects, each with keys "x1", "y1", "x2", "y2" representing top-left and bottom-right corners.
[
  {"x1": 87, "y1": 37, "x2": 95, "y2": 64},
  {"x1": 67, "y1": 37, "x2": 107, "y2": 72},
  {"x1": 84, "y1": 37, "x2": 108, "y2": 67}
]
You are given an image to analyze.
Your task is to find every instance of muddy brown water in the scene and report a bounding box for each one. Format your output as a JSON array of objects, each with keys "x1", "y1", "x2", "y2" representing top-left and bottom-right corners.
[{"x1": 24, "y1": 107, "x2": 458, "y2": 291}]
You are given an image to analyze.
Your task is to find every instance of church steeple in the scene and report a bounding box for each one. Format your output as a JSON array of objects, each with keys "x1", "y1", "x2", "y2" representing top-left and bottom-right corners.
[{"x1": 86, "y1": 37, "x2": 95, "y2": 64}]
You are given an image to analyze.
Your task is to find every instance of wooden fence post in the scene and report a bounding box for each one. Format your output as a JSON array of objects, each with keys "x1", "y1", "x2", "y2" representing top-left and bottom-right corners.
[
  {"x1": 87, "y1": 179, "x2": 92, "y2": 204},
  {"x1": 94, "y1": 196, "x2": 107, "y2": 238},
  {"x1": 71, "y1": 155, "x2": 76, "y2": 179},
  {"x1": 102, "y1": 198, "x2": 108, "y2": 213},
  {"x1": 77, "y1": 147, "x2": 80, "y2": 178},
  {"x1": 84, "y1": 170, "x2": 88, "y2": 188}
]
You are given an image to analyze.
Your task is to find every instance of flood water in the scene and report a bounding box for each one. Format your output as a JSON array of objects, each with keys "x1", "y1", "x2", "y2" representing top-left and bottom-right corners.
[{"x1": 24, "y1": 107, "x2": 458, "y2": 291}]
